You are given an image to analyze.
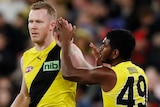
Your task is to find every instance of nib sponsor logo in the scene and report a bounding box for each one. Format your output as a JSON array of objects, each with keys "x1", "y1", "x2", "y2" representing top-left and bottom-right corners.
[{"x1": 43, "y1": 60, "x2": 60, "y2": 72}]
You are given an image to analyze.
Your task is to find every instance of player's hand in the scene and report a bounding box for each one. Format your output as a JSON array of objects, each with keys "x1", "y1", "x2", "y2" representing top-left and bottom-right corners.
[
  {"x1": 89, "y1": 42, "x2": 102, "y2": 66},
  {"x1": 56, "y1": 17, "x2": 76, "y2": 44}
]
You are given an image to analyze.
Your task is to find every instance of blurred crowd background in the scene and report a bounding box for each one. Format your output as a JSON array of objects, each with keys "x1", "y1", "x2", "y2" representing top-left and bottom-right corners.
[{"x1": 0, "y1": 0, "x2": 160, "y2": 107}]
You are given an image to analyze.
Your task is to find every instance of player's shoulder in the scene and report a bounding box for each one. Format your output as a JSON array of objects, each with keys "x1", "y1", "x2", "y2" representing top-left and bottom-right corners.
[{"x1": 23, "y1": 47, "x2": 35, "y2": 55}]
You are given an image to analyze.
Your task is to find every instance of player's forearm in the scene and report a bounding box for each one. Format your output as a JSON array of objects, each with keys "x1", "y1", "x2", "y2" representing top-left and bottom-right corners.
[
  {"x1": 62, "y1": 41, "x2": 75, "y2": 77},
  {"x1": 11, "y1": 94, "x2": 30, "y2": 107}
]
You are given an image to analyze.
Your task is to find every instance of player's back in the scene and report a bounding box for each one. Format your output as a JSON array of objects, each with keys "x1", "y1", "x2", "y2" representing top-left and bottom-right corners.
[{"x1": 102, "y1": 61, "x2": 148, "y2": 107}]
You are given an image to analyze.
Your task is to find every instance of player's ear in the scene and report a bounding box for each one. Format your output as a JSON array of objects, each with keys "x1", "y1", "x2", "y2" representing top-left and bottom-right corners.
[
  {"x1": 51, "y1": 21, "x2": 56, "y2": 29},
  {"x1": 112, "y1": 49, "x2": 119, "y2": 59}
]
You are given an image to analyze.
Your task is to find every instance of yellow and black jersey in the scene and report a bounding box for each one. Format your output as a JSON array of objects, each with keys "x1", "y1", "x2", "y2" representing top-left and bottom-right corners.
[
  {"x1": 22, "y1": 41, "x2": 77, "y2": 107},
  {"x1": 102, "y1": 61, "x2": 148, "y2": 107}
]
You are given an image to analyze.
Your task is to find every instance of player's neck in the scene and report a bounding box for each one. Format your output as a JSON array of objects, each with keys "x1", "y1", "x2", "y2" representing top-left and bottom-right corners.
[
  {"x1": 35, "y1": 37, "x2": 55, "y2": 51},
  {"x1": 111, "y1": 59, "x2": 130, "y2": 66}
]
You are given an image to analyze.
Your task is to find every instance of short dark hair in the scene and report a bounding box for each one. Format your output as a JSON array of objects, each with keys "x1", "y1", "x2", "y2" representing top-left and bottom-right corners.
[
  {"x1": 106, "y1": 29, "x2": 135, "y2": 59},
  {"x1": 30, "y1": 1, "x2": 57, "y2": 21}
]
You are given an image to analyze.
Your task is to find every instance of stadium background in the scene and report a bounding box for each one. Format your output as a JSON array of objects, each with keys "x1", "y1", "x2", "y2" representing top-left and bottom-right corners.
[{"x1": 0, "y1": 0, "x2": 160, "y2": 107}]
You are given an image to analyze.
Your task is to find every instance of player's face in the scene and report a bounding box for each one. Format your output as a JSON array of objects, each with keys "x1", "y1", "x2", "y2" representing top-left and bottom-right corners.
[
  {"x1": 28, "y1": 9, "x2": 52, "y2": 44},
  {"x1": 99, "y1": 37, "x2": 113, "y2": 63}
]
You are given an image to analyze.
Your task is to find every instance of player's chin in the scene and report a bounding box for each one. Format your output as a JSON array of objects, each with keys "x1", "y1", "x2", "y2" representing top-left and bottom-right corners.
[
  {"x1": 103, "y1": 60, "x2": 112, "y2": 65},
  {"x1": 102, "y1": 59, "x2": 109, "y2": 64},
  {"x1": 31, "y1": 38, "x2": 40, "y2": 43}
]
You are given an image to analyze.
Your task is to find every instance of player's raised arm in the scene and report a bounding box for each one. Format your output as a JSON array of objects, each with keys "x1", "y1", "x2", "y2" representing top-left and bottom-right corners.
[
  {"x1": 56, "y1": 18, "x2": 116, "y2": 87},
  {"x1": 54, "y1": 19, "x2": 93, "y2": 69}
]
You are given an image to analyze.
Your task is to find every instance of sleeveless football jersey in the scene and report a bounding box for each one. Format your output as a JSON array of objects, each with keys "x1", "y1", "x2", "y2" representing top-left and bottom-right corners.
[
  {"x1": 22, "y1": 41, "x2": 77, "y2": 107},
  {"x1": 102, "y1": 61, "x2": 148, "y2": 107}
]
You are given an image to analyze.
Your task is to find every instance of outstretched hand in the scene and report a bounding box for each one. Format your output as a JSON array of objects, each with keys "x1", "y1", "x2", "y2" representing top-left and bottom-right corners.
[
  {"x1": 89, "y1": 43, "x2": 102, "y2": 66},
  {"x1": 56, "y1": 17, "x2": 76, "y2": 44}
]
